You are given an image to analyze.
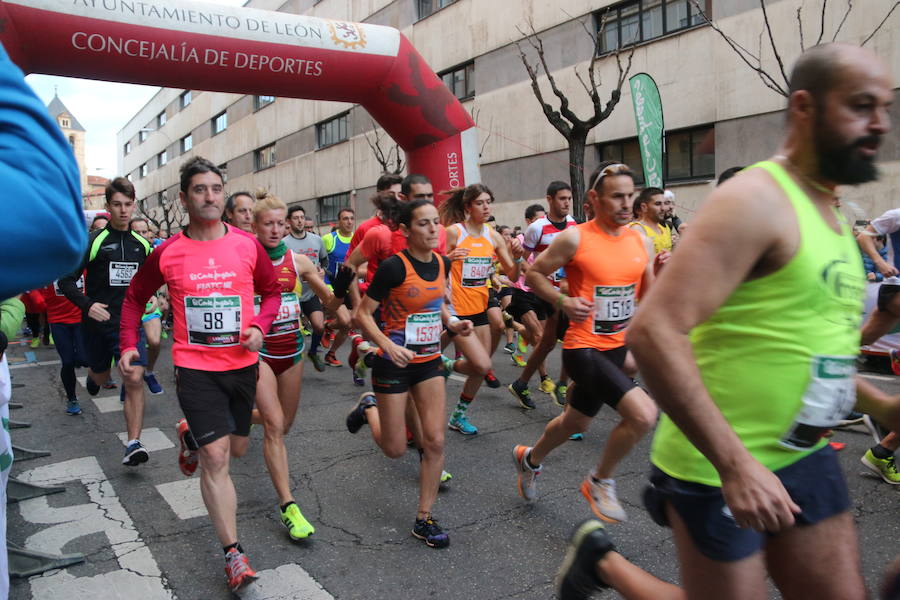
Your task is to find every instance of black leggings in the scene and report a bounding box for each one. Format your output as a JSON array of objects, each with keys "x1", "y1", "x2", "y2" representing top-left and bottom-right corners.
[{"x1": 562, "y1": 347, "x2": 636, "y2": 417}]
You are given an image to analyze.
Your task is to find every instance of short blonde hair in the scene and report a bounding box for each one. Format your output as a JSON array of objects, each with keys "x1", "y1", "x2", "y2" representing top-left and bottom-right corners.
[{"x1": 253, "y1": 188, "x2": 287, "y2": 220}]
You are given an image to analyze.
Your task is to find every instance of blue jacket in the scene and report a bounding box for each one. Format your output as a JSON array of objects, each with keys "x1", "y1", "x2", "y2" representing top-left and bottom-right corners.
[{"x1": 0, "y1": 43, "x2": 85, "y2": 298}]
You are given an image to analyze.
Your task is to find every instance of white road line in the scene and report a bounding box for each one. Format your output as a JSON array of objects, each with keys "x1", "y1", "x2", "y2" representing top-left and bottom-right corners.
[
  {"x1": 8, "y1": 359, "x2": 60, "y2": 370},
  {"x1": 17, "y1": 456, "x2": 174, "y2": 600},
  {"x1": 155, "y1": 479, "x2": 207, "y2": 519},
  {"x1": 448, "y1": 373, "x2": 466, "y2": 383},
  {"x1": 92, "y1": 396, "x2": 124, "y2": 413},
  {"x1": 236, "y1": 564, "x2": 334, "y2": 600},
  {"x1": 116, "y1": 428, "x2": 175, "y2": 451},
  {"x1": 861, "y1": 373, "x2": 895, "y2": 382}
]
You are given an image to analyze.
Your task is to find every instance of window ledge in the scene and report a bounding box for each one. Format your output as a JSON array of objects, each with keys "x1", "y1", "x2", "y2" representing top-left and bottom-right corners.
[
  {"x1": 599, "y1": 21, "x2": 707, "y2": 56},
  {"x1": 315, "y1": 139, "x2": 349, "y2": 152},
  {"x1": 415, "y1": 1, "x2": 458, "y2": 23}
]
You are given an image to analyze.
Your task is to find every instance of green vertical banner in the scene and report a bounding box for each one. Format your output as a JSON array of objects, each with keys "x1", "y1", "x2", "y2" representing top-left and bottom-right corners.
[{"x1": 629, "y1": 73, "x2": 665, "y2": 188}]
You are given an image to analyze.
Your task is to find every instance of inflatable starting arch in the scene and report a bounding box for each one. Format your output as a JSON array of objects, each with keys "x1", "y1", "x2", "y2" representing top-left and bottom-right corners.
[{"x1": 0, "y1": 0, "x2": 480, "y2": 194}]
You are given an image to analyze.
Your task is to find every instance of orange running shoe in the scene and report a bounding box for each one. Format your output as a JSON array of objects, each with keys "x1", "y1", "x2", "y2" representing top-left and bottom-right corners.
[
  {"x1": 224, "y1": 548, "x2": 258, "y2": 592},
  {"x1": 176, "y1": 418, "x2": 199, "y2": 477}
]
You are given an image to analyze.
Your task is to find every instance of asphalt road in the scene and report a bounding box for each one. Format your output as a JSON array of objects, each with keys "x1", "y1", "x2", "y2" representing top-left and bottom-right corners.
[{"x1": 6, "y1": 337, "x2": 900, "y2": 600}]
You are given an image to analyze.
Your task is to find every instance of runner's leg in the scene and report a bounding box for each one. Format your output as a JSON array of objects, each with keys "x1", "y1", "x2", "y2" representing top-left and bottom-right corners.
[
  {"x1": 410, "y1": 376, "x2": 446, "y2": 518},
  {"x1": 766, "y1": 512, "x2": 865, "y2": 600},
  {"x1": 198, "y1": 435, "x2": 240, "y2": 546},
  {"x1": 592, "y1": 388, "x2": 657, "y2": 479},
  {"x1": 665, "y1": 503, "x2": 768, "y2": 600},
  {"x1": 256, "y1": 361, "x2": 292, "y2": 504}
]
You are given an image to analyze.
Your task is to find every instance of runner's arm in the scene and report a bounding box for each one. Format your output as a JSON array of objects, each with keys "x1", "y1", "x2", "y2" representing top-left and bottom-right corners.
[
  {"x1": 491, "y1": 229, "x2": 522, "y2": 282},
  {"x1": 120, "y1": 249, "x2": 166, "y2": 355},
  {"x1": 295, "y1": 253, "x2": 341, "y2": 312},
  {"x1": 858, "y1": 224, "x2": 897, "y2": 277},
  {"x1": 0, "y1": 45, "x2": 85, "y2": 298},
  {"x1": 526, "y1": 228, "x2": 588, "y2": 321},
  {"x1": 251, "y1": 239, "x2": 282, "y2": 335},
  {"x1": 628, "y1": 177, "x2": 801, "y2": 531},
  {"x1": 58, "y1": 250, "x2": 92, "y2": 311}
]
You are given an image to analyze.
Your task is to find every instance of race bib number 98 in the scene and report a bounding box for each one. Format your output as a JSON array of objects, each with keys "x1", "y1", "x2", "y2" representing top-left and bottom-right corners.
[
  {"x1": 593, "y1": 284, "x2": 635, "y2": 335},
  {"x1": 185, "y1": 295, "x2": 242, "y2": 347},
  {"x1": 405, "y1": 311, "x2": 442, "y2": 357}
]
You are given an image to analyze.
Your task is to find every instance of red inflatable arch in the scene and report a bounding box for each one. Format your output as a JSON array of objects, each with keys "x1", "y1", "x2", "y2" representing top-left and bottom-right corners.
[{"x1": 0, "y1": 0, "x2": 480, "y2": 194}]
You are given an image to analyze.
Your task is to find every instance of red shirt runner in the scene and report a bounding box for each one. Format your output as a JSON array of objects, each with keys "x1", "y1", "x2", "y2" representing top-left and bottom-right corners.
[{"x1": 121, "y1": 226, "x2": 281, "y2": 371}]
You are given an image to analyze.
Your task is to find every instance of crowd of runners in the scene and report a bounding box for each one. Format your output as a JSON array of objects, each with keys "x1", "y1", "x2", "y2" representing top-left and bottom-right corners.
[{"x1": 5, "y1": 42, "x2": 900, "y2": 599}]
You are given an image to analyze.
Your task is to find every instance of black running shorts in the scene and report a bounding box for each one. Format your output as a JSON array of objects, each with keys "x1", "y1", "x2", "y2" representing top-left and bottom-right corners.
[
  {"x1": 562, "y1": 346, "x2": 636, "y2": 416},
  {"x1": 175, "y1": 363, "x2": 258, "y2": 446}
]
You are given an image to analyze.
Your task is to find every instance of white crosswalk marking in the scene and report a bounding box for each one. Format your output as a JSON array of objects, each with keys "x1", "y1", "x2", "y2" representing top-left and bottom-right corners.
[
  {"x1": 155, "y1": 479, "x2": 207, "y2": 519},
  {"x1": 17, "y1": 457, "x2": 174, "y2": 599},
  {"x1": 236, "y1": 564, "x2": 335, "y2": 600},
  {"x1": 116, "y1": 428, "x2": 175, "y2": 451},
  {"x1": 91, "y1": 395, "x2": 123, "y2": 413}
]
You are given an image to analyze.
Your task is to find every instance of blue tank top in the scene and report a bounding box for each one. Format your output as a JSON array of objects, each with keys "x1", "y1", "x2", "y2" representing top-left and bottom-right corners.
[{"x1": 324, "y1": 230, "x2": 352, "y2": 283}]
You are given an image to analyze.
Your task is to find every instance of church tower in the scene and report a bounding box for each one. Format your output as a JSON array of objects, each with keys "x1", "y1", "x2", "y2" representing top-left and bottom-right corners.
[{"x1": 46, "y1": 92, "x2": 88, "y2": 206}]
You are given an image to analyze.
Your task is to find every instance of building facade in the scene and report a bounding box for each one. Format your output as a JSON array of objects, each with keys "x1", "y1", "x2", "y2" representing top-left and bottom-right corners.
[
  {"x1": 48, "y1": 93, "x2": 91, "y2": 206},
  {"x1": 118, "y1": 0, "x2": 900, "y2": 232}
]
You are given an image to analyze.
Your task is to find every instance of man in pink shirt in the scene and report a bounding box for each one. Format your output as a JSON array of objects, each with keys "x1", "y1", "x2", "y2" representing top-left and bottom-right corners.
[{"x1": 119, "y1": 157, "x2": 281, "y2": 593}]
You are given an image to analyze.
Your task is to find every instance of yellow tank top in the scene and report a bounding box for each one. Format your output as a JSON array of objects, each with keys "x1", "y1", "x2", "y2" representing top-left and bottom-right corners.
[{"x1": 631, "y1": 221, "x2": 672, "y2": 254}]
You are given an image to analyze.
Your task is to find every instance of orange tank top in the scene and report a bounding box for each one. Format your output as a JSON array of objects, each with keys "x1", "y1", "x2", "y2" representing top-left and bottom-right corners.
[
  {"x1": 449, "y1": 222, "x2": 494, "y2": 316},
  {"x1": 382, "y1": 251, "x2": 447, "y2": 363},
  {"x1": 563, "y1": 221, "x2": 648, "y2": 351}
]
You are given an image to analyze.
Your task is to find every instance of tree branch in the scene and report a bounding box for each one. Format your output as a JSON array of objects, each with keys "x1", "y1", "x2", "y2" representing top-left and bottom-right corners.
[
  {"x1": 759, "y1": 0, "x2": 789, "y2": 91},
  {"x1": 796, "y1": 4, "x2": 805, "y2": 51},
  {"x1": 861, "y1": 1, "x2": 899, "y2": 46},
  {"x1": 832, "y1": 0, "x2": 853, "y2": 42},
  {"x1": 691, "y1": 0, "x2": 788, "y2": 96},
  {"x1": 816, "y1": 0, "x2": 828, "y2": 45}
]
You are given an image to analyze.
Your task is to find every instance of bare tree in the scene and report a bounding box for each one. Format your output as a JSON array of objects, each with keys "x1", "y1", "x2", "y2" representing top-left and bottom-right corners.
[
  {"x1": 691, "y1": 0, "x2": 899, "y2": 97},
  {"x1": 470, "y1": 107, "x2": 493, "y2": 160},
  {"x1": 516, "y1": 13, "x2": 634, "y2": 216},
  {"x1": 363, "y1": 120, "x2": 405, "y2": 175},
  {"x1": 138, "y1": 193, "x2": 185, "y2": 237}
]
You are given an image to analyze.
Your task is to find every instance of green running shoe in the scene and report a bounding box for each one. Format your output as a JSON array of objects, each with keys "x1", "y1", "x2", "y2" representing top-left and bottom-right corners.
[
  {"x1": 553, "y1": 384, "x2": 568, "y2": 407},
  {"x1": 281, "y1": 502, "x2": 315, "y2": 540},
  {"x1": 861, "y1": 449, "x2": 900, "y2": 484}
]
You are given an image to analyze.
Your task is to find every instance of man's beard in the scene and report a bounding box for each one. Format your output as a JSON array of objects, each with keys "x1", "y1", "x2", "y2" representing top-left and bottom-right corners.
[{"x1": 815, "y1": 120, "x2": 880, "y2": 185}]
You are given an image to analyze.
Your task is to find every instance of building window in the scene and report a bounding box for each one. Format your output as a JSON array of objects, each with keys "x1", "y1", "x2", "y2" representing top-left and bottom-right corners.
[
  {"x1": 124, "y1": 141, "x2": 132, "y2": 155},
  {"x1": 597, "y1": 0, "x2": 707, "y2": 53},
  {"x1": 417, "y1": 0, "x2": 456, "y2": 19},
  {"x1": 180, "y1": 90, "x2": 192, "y2": 109},
  {"x1": 139, "y1": 129, "x2": 149, "y2": 143},
  {"x1": 595, "y1": 124, "x2": 714, "y2": 184},
  {"x1": 140, "y1": 163, "x2": 148, "y2": 178},
  {"x1": 254, "y1": 95, "x2": 275, "y2": 110},
  {"x1": 212, "y1": 111, "x2": 228, "y2": 135},
  {"x1": 157, "y1": 150, "x2": 167, "y2": 168},
  {"x1": 316, "y1": 113, "x2": 349, "y2": 149},
  {"x1": 59, "y1": 117, "x2": 70, "y2": 128},
  {"x1": 157, "y1": 111, "x2": 167, "y2": 128},
  {"x1": 439, "y1": 62, "x2": 475, "y2": 100},
  {"x1": 218, "y1": 163, "x2": 228, "y2": 183},
  {"x1": 68, "y1": 135, "x2": 76, "y2": 149},
  {"x1": 157, "y1": 191, "x2": 165, "y2": 207},
  {"x1": 181, "y1": 134, "x2": 192, "y2": 154},
  {"x1": 255, "y1": 144, "x2": 277, "y2": 171},
  {"x1": 317, "y1": 192, "x2": 351, "y2": 224},
  {"x1": 665, "y1": 125, "x2": 715, "y2": 181}
]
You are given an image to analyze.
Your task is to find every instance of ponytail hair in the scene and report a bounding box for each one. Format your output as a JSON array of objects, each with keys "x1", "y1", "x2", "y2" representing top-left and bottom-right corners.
[{"x1": 438, "y1": 183, "x2": 494, "y2": 226}]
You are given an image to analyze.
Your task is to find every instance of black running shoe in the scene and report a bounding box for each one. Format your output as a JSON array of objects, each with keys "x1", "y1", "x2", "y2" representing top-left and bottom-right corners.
[
  {"x1": 556, "y1": 519, "x2": 615, "y2": 600},
  {"x1": 346, "y1": 392, "x2": 376, "y2": 434},
  {"x1": 86, "y1": 376, "x2": 100, "y2": 396},
  {"x1": 484, "y1": 370, "x2": 501, "y2": 389},
  {"x1": 508, "y1": 380, "x2": 535, "y2": 410},
  {"x1": 412, "y1": 515, "x2": 449, "y2": 549}
]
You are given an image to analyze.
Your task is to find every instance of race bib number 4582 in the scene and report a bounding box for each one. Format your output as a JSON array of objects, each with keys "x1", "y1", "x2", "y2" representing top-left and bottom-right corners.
[{"x1": 184, "y1": 296, "x2": 242, "y2": 347}]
